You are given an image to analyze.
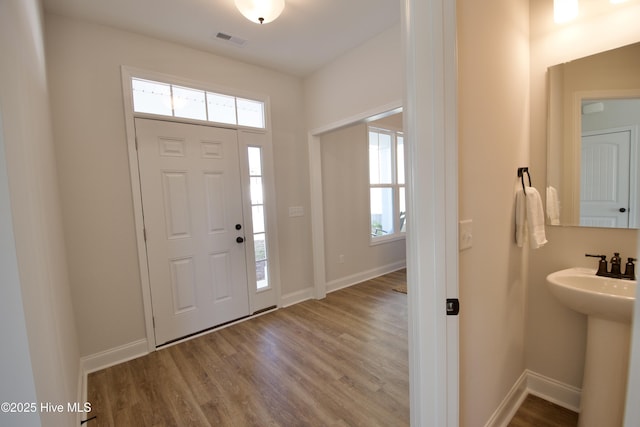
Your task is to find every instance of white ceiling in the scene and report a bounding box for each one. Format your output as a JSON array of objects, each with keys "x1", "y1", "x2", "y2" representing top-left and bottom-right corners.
[{"x1": 42, "y1": 0, "x2": 401, "y2": 77}]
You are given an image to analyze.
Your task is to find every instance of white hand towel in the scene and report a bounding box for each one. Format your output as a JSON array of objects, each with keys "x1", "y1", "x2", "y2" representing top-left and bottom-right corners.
[
  {"x1": 546, "y1": 186, "x2": 560, "y2": 225},
  {"x1": 515, "y1": 189, "x2": 527, "y2": 247},
  {"x1": 516, "y1": 187, "x2": 548, "y2": 249}
]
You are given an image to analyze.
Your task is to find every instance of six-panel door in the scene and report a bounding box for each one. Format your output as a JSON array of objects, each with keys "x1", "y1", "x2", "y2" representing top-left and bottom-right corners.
[{"x1": 136, "y1": 118, "x2": 249, "y2": 346}]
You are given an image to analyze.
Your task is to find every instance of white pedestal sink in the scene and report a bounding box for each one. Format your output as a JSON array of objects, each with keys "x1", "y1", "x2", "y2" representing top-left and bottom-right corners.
[{"x1": 546, "y1": 267, "x2": 636, "y2": 427}]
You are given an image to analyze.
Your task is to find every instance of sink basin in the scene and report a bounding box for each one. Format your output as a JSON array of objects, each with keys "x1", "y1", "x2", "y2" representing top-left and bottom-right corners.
[
  {"x1": 546, "y1": 267, "x2": 636, "y2": 427},
  {"x1": 546, "y1": 267, "x2": 635, "y2": 323}
]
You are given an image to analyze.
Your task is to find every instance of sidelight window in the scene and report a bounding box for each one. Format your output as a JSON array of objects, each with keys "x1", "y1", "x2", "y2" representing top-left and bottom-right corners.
[{"x1": 248, "y1": 147, "x2": 269, "y2": 290}]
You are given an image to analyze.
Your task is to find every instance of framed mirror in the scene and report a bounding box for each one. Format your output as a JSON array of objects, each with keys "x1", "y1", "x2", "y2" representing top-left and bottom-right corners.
[{"x1": 547, "y1": 42, "x2": 640, "y2": 229}]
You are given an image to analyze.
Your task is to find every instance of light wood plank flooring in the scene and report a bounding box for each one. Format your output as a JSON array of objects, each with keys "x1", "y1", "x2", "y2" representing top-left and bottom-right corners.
[
  {"x1": 509, "y1": 394, "x2": 578, "y2": 427},
  {"x1": 86, "y1": 270, "x2": 409, "y2": 426}
]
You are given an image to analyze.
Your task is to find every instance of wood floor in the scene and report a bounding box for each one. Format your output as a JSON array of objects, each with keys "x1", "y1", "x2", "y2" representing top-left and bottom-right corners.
[
  {"x1": 508, "y1": 394, "x2": 578, "y2": 427},
  {"x1": 86, "y1": 270, "x2": 409, "y2": 426},
  {"x1": 86, "y1": 269, "x2": 578, "y2": 426}
]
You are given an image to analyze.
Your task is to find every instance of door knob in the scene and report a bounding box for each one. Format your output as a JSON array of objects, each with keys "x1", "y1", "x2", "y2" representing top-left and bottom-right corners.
[
  {"x1": 236, "y1": 237, "x2": 244, "y2": 243},
  {"x1": 620, "y1": 208, "x2": 627, "y2": 213}
]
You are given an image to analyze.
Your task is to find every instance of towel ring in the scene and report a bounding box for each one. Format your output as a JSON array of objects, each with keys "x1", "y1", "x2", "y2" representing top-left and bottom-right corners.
[{"x1": 517, "y1": 167, "x2": 531, "y2": 194}]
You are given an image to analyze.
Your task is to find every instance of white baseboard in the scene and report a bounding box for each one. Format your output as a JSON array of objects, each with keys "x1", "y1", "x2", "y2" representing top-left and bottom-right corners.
[
  {"x1": 325, "y1": 261, "x2": 406, "y2": 293},
  {"x1": 484, "y1": 370, "x2": 529, "y2": 427},
  {"x1": 80, "y1": 338, "x2": 149, "y2": 375},
  {"x1": 525, "y1": 370, "x2": 581, "y2": 412},
  {"x1": 280, "y1": 262, "x2": 406, "y2": 307},
  {"x1": 77, "y1": 264, "x2": 406, "y2": 410},
  {"x1": 280, "y1": 286, "x2": 315, "y2": 307},
  {"x1": 484, "y1": 369, "x2": 581, "y2": 427},
  {"x1": 79, "y1": 338, "x2": 148, "y2": 423}
]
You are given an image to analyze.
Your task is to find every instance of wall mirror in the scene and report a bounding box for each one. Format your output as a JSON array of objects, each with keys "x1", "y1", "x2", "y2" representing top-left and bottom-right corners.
[{"x1": 546, "y1": 42, "x2": 640, "y2": 229}]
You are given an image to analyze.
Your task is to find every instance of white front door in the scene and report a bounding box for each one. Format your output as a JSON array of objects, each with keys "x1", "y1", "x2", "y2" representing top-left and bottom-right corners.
[
  {"x1": 135, "y1": 118, "x2": 250, "y2": 346},
  {"x1": 580, "y1": 129, "x2": 631, "y2": 227}
]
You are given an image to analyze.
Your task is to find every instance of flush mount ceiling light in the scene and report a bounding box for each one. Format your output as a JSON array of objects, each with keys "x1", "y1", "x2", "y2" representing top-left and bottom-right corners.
[
  {"x1": 554, "y1": 0, "x2": 578, "y2": 23},
  {"x1": 234, "y1": 0, "x2": 285, "y2": 24}
]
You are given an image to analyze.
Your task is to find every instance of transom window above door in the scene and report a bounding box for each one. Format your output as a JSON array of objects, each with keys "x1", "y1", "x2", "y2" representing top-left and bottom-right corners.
[{"x1": 131, "y1": 77, "x2": 266, "y2": 129}]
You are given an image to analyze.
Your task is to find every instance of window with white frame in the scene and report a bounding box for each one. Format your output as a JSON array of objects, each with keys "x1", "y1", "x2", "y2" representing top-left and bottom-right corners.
[
  {"x1": 368, "y1": 126, "x2": 405, "y2": 242},
  {"x1": 248, "y1": 146, "x2": 270, "y2": 290},
  {"x1": 131, "y1": 77, "x2": 265, "y2": 129}
]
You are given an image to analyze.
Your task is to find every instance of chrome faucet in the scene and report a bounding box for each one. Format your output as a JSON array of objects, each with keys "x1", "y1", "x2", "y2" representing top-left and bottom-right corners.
[{"x1": 585, "y1": 253, "x2": 636, "y2": 280}]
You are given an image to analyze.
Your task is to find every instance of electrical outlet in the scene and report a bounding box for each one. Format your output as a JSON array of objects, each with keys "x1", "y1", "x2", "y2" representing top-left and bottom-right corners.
[{"x1": 288, "y1": 206, "x2": 304, "y2": 217}]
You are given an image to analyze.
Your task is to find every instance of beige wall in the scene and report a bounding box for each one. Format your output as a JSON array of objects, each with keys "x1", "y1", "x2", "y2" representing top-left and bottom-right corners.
[
  {"x1": 45, "y1": 13, "x2": 313, "y2": 357},
  {"x1": 457, "y1": 0, "x2": 530, "y2": 423},
  {"x1": 320, "y1": 122, "x2": 406, "y2": 284},
  {"x1": 0, "y1": 1, "x2": 79, "y2": 426},
  {"x1": 302, "y1": 20, "x2": 404, "y2": 292},
  {"x1": 527, "y1": 0, "x2": 640, "y2": 388},
  {"x1": 303, "y1": 23, "x2": 403, "y2": 131}
]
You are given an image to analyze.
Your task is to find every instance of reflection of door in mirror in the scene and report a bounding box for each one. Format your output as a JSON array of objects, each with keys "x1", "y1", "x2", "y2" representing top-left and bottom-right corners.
[
  {"x1": 579, "y1": 97, "x2": 640, "y2": 228},
  {"x1": 546, "y1": 42, "x2": 640, "y2": 229},
  {"x1": 580, "y1": 128, "x2": 632, "y2": 227}
]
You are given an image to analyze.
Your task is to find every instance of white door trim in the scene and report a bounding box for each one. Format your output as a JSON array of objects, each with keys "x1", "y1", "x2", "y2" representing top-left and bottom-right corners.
[
  {"x1": 404, "y1": 0, "x2": 459, "y2": 425},
  {"x1": 120, "y1": 66, "x2": 280, "y2": 351},
  {"x1": 121, "y1": 69, "x2": 154, "y2": 352},
  {"x1": 307, "y1": 100, "x2": 402, "y2": 300},
  {"x1": 307, "y1": 0, "x2": 459, "y2": 423},
  {"x1": 307, "y1": 133, "x2": 326, "y2": 300}
]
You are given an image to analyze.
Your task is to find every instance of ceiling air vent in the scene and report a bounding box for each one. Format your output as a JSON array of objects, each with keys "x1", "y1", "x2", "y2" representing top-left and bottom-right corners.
[{"x1": 215, "y1": 32, "x2": 247, "y2": 47}]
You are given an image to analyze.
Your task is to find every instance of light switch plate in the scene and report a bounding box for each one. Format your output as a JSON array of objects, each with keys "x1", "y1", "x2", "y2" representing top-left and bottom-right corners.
[{"x1": 459, "y1": 219, "x2": 473, "y2": 251}]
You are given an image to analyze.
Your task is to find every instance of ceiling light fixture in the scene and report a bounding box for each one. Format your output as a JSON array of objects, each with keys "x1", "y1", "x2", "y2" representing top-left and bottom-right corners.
[
  {"x1": 554, "y1": 0, "x2": 578, "y2": 23},
  {"x1": 234, "y1": 0, "x2": 285, "y2": 24}
]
